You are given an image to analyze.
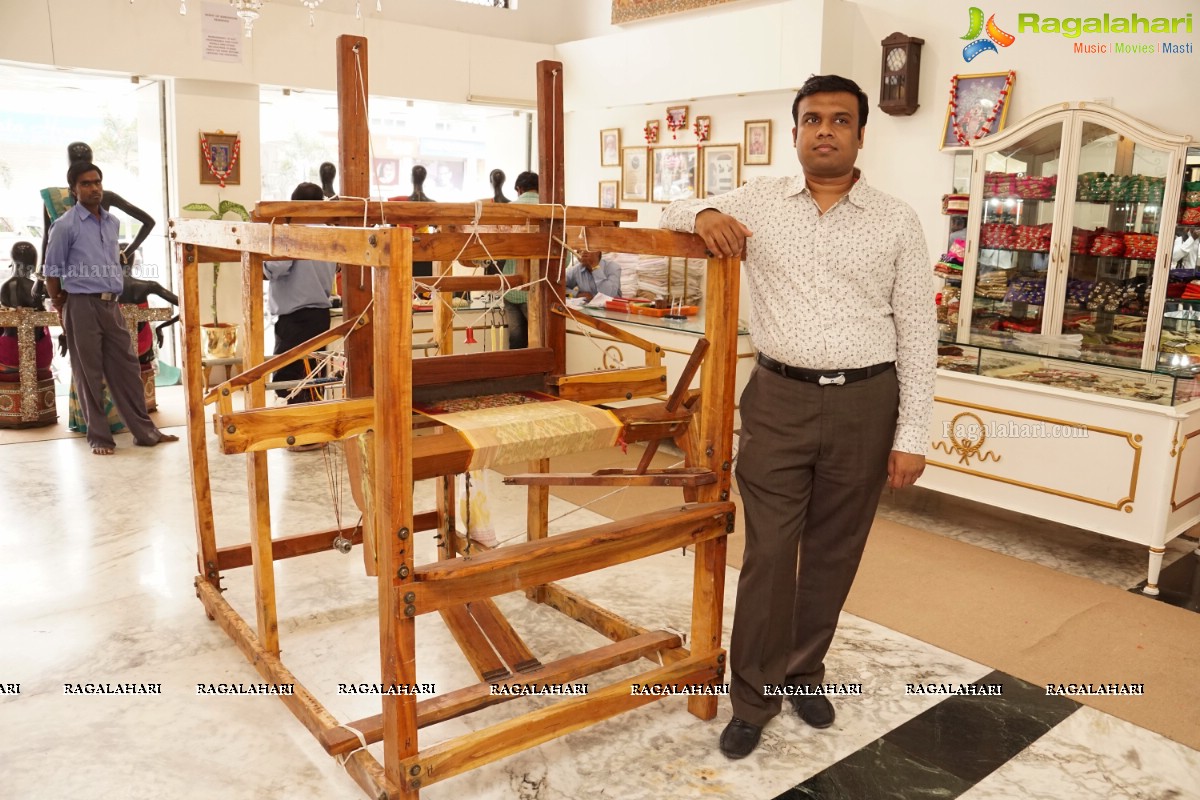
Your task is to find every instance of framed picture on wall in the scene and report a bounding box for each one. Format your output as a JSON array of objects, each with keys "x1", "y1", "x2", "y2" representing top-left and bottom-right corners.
[
  {"x1": 621, "y1": 146, "x2": 648, "y2": 202},
  {"x1": 600, "y1": 128, "x2": 621, "y2": 166},
  {"x1": 940, "y1": 71, "x2": 1016, "y2": 149},
  {"x1": 701, "y1": 144, "x2": 740, "y2": 198},
  {"x1": 644, "y1": 120, "x2": 660, "y2": 145},
  {"x1": 199, "y1": 131, "x2": 241, "y2": 186},
  {"x1": 651, "y1": 146, "x2": 698, "y2": 203},
  {"x1": 666, "y1": 105, "x2": 689, "y2": 131},
  {"x1": 599, "y1": 180, "x2": 620, "y2": 209},
  {"x1": 743, "y1": 120, "x2": 771, "y2": 165}
]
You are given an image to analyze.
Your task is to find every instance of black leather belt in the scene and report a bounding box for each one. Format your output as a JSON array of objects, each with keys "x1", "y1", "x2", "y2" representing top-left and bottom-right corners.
[
  {"x1": 757, "y1": 354, "x2": 894, "y2": 386},
  {"x1": 73, "y1": 292, "x2": 120, "y2": 301}
]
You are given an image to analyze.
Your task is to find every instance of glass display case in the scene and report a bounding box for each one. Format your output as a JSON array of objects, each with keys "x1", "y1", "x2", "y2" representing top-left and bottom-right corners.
[
  {"x1": 1157, "y1": 146, "x2": 1200, "y2": 370},
  {"x1": 936, "y1": 341, "x2": 1200, "y2": 406},
  {"x1": 953, "y1": 102, "x2": 1193, "y2": 374}
]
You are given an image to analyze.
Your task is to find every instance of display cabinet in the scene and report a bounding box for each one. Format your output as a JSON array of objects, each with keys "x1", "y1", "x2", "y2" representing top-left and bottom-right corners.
[
  {"x1": 954, "y1": 102, "x2": 1192, "y2": 371},
  {"x1": 928, "y1": 104, "x2": 1200, "y2": 595}
]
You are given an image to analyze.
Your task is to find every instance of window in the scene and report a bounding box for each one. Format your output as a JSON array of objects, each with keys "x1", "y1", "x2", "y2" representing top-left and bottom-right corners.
[{"x1": 260, "y1": 88, "x2": 531, "y2": 203}]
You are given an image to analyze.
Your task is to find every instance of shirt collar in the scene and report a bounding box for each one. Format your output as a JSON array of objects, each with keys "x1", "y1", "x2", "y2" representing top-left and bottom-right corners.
[
  {"x1": 69, "y1": 200, "x2": 111, "y2": 223},
  {"x1": 787, "y1": 169, "x2": 870, "y2": 210}
]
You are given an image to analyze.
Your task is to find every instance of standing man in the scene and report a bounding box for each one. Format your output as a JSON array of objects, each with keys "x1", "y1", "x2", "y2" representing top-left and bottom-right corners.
[
  {"x1": 502, "y1": 171, "x2": 539, "y2": 349},
  {"x1": 44, "y1": 162, "x2": 179, "y2": 455},
  {"x1": 661, "y1": 74, "x2": 935, "y2": 758},
  {"x1": 264, "y1": 182, "x2": 338, "y2": 426}
]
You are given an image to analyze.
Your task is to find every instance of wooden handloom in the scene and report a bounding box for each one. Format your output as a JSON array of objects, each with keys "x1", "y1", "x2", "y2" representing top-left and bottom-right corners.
[{"x1": 171, "y1": 37, "x2": 741, "y2": 800}]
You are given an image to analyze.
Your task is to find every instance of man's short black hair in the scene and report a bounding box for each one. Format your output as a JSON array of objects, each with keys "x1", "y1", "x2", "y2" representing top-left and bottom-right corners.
[
  {"x1": 514, "y1": 171, "x2": 539, "y2": 194},
  {"x1": 791, "y1": 74, "x2": 869, "y2": 136},
  {"x1": 67, "y1": 161, "x2": 103, "y2": 189},
  {"x1": 291, "y1": 182, "x2": 324, "y2": 201}
]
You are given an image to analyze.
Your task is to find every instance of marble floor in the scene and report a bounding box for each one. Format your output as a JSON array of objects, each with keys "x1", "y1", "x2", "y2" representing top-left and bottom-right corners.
[{"x1": 2, "y1": 417, "x2": 1199, "y2": 800}]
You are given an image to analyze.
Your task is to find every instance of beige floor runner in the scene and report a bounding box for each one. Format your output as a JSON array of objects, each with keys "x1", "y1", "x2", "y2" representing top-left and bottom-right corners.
[{"x1": 847, "y1": 517, "x2": 1200, "y2": 751}]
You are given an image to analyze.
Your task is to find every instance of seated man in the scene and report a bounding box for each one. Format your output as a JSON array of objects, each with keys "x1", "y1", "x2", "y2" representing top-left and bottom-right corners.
[{"x1": 565, "y1": 250, "x2": 622, "y2": 301}]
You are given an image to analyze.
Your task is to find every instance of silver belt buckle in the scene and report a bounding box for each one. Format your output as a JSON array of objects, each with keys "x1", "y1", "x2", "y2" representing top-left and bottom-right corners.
[{"x1": 818, "y1": 373, "x2": 846, "y2": 386}]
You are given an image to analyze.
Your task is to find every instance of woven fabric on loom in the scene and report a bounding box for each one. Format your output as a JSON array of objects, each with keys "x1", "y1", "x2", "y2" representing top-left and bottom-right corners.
[{"x1": 413, "y1": 391, "x2": 622, "y2": 469}]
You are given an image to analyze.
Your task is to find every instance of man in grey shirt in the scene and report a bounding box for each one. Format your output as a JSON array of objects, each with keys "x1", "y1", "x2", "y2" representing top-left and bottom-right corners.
[
  {"x1": 264, "y1": 182, "x2": 338, "y2": 411},
  {"x1": 566, "y1": 250, "x2": 622, "y2": 300}
]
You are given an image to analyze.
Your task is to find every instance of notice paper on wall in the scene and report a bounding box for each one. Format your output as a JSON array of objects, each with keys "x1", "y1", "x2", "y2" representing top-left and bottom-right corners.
[{"x1": 202, "y1": 2, "x2": 242, "y2": 63}]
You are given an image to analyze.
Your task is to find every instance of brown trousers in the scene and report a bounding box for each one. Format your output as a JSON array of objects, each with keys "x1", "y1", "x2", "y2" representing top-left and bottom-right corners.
[
  {"x1": 63, "y1": 295, "x2": 161, "y2": 450},
  {"x1": 730, "y1": 364, "x2": 898, "y2": 726}
]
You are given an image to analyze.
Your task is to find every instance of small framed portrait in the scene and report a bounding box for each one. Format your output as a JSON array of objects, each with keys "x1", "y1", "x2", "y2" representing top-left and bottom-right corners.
[
  {"x1": 600, "y1": 128, "x2": 621, "y2": 167},
  {"x1": 199, "y1": 131, "x2": 241, "y2": 186},
  {"x1": 598, "y1": 180, "x2": 620, "y2": 209},
  {"x1": 743, "y1": 120, "x2": 771, "y2": 165},
  {"x1": 373, "y1": 157, "x2": 399, "y2": 185},
  {"x1": 651, "y1": 146, "x2": 698, "y2": 204},
  {"x1": 644, "y1": 119, "x2": 660, "y2": 145},
  {"x1": 666, "y1": 105, "x2": 689, "y2": 131},
  {"x1": 941, "y1": 71, "x2": 1016, "y2": 149},
  {"x1": 621, "y1": 146, "x2": 648, "y2": 202},
  {"x1": 701, "y1": 144, "x2": 740, "y2": 198}
]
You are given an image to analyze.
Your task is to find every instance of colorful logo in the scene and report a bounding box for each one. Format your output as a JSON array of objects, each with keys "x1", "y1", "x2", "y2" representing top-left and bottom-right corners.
[{"x1": 961, "y1": 7, "x2": 1016, "y2": 61}]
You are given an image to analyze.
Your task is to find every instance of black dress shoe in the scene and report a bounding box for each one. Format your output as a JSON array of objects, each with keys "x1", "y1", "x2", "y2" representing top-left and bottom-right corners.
[
  {"x1": 789, "y1": 694, "x2": 835, "y2": 728},
  {"x1": 719, "y1": 717, "x2": 763, "y2": 759}
]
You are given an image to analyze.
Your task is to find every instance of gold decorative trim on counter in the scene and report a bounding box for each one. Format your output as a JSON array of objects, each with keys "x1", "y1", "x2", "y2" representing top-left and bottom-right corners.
[
  {"x1": 1169, "y1": 426, "x2": 1199, "y2": 511},
  {"x1": 933, "y1": 411, "x2": 1003, "y2": 465},
  {"x1": 928, "y1": 396, "x2": 1142, "y2": 512}
]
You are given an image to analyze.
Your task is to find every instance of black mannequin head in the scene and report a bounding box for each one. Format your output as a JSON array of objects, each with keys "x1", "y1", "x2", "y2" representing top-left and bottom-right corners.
[
  {"x1": 10, "y1": 242, "x2": 37, "y2": 277},
  {"x1": 319, "y1": 162, "x2": 337, "y2": 196},
  {"x1": 490, "y1": 169, "x2": 509, "y2": 203},
  {"x1": 410, "y1": 165, "x2": 430, "y2": 201},
  {"x1": 67, "y1": 141, "x2": 93, "y2": 164}
]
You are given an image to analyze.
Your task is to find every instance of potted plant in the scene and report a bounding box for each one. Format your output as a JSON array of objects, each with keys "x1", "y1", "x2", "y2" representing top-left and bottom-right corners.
[{"x1": 182, "y1": 198, "x2": 250, "y2": 359}]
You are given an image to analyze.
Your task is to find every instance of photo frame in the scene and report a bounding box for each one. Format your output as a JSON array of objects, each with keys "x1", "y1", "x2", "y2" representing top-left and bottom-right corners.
[
  {"x1": 701, "y1": 144, "x2": 741, "y2": 198},
  {"x1": 621, "y1": 146, "x2": 649, "y2": 202},
  {"x1": 373, "y1": 157, "x2": 399, "y2": 185},
  {"x1": 666, "y1": 105, "x2": 689, "y2": 133},
  {"x1": 743, "y1": 120, "x2": 771, "y2": 165},
  {"x1": 651, "y1": 145, "x2": 698, "y2": 203},
  {"x1": 598, "y1": 180, "x2": 620, "y2": 209},
  {"x1": 644, "y1": 120, "x2": 660, "y2": 145},
  {"x1": 199, "y1": 131, "x2": 241, "y2": 186},
  {"x1": 940, "y1": 71, "x2": 1016, "y2": 149},
  {"x1": 600, "y1": 128, "x2": 621, "y2": 167}
]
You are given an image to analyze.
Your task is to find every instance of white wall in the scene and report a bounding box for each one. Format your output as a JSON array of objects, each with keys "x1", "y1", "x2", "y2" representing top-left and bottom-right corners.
[{"x1": 0, "y1": 0, "x2": 555, "y2": 105}]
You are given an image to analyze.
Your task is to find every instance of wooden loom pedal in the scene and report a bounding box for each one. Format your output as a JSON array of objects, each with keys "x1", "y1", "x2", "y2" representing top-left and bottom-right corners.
[{"x1": 502, "y1": 468, "x2": 717, "y2": 488}]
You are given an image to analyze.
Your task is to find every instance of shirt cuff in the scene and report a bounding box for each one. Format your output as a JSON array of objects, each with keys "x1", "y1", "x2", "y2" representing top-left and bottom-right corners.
[{"x1": 892, "y1": 423, "x2": 928, "y2": 456}]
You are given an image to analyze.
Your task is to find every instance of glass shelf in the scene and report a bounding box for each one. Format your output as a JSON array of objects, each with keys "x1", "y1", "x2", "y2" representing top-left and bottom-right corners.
[{"x1": 937, "y1": 339, "x2": 1200, "y2": 406}]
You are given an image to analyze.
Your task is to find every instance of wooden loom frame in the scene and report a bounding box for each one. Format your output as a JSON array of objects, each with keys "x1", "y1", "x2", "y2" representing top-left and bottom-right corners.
[{"x1": 171, "y1": 37, "x2": 741, "y2": 800}]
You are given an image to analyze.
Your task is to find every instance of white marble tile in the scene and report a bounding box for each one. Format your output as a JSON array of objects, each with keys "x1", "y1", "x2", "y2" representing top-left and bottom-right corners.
[
  {"x1": 3, "y1": 427, "x2": 1198, "y2": 800},
  {"x1": 959, "y1": 705, "x2": 1200, "y2": 800}
]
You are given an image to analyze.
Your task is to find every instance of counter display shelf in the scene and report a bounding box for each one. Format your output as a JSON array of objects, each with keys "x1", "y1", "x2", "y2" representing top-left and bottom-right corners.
[{"x1": 927, "y1": 342, "x2": 1200, "y2": 594}]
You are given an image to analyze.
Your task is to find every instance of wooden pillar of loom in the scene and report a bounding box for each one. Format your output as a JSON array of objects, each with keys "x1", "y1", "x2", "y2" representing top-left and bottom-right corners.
[{"x1": 337, "y1": 34, "x2": 373, "y2": 400}]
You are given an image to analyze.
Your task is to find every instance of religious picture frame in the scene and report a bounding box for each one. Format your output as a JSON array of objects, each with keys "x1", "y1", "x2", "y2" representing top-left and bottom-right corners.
[
  {"x1": 666, "y1": 105, "x2": 689, "y2": 135},
  {"x1": 599, "y1": 180, "x2": 620, "y2": 209},
  {"x1": 621, "y1": 146, "x2": 649, "y2": 202},
  {"x1": 199, "y1": 131, "x2": 241, "y2": 186},
  {"x1": 743, "y1": 120, "x2": 771, "y2": 165},
  {"x1": 651, "y1": 145, "x2": 698, "y2": 204},
  {"x1": 645, "y1": 120, "x2": 660, "y2": 145},
  {"x1": 700, "y1": 144, "x2": 740, "y2": 198},
  {"x1": 940, "y1": 71, "x2": 1016, "y2": 149},
  {"x1": 600, "y1": 128, "x2": 621, "y2": 167}
]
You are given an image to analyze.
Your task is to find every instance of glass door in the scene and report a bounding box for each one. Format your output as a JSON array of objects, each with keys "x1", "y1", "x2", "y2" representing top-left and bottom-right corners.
[
  {"x1": 1058, "y1": 121, "x2": 1170, "y2": 368},
  {"x1": 1158, "y1": 147, "x2": 1200, "y2": 372},
  {"x1": 967, "y1": 120, "x2": 1064, "y2": 352}
]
